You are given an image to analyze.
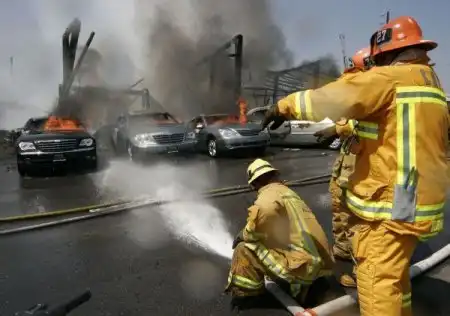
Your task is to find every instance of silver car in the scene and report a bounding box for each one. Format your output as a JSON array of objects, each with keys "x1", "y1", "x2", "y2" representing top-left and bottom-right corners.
[
  {"x1": 111, "y1": 110, "x2": 197, "y2": 161},
  {"x1": 247, "y1": 106, "x2": 340, "y2": 149},
  {"x1": 188, "y1": 114, "x2": 270, "y2": 157}
]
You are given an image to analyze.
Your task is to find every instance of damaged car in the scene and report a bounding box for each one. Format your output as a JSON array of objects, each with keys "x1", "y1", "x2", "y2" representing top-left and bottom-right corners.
[
  {"x1": 188, "y1": 114, "x2": 270, "y2": 157},
  {"x1": 111, "y1": 110, "x2": 197, "y2": 161},
  {"x1": 15, "y1": 116, "x2": 97, "y2": 177},
  {"x1": 247, "y1": 106, "x2": 340, "y2": 149}
]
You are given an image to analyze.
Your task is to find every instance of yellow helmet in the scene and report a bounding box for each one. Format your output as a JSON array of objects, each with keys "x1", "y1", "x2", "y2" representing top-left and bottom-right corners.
[{"x1": 247, "y1": 159, "x2": 278, "y2": 184}]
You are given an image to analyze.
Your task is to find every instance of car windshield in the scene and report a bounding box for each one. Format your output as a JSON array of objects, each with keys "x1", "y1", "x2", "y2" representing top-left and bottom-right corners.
[
  {"x1": 204, "y1": 115, "x2": 239, "y2": 125},
  {"x1": 130, "y1": 113, "x2": 179, "y2": 125}
]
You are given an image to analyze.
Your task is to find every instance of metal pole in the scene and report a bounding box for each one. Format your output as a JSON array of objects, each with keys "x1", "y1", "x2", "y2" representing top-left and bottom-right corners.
[
  {"x1": 233, "y1": 34, "x2": 243, "y2": 103},
  {"x1": 9, "y1": 56, "x2": 13, "y2": 78}
]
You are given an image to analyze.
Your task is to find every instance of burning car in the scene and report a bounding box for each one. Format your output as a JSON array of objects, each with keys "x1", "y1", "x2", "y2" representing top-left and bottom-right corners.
[
  {"x1": 15, "y1": 116, "x2": 97, "y2": 177},
  {"x1": 188, "y1": 114, "x2": 270, "y2": 157},
  {"x1": 111, "y1": 110, "x2": 197, "y2": 161}
]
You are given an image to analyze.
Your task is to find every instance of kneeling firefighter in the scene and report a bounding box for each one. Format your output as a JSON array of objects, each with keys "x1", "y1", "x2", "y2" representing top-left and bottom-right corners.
[
  {"x1": 225, "y1": 158, "x2": 334, "y2": 310},
  {"x1": 261, "y1": 16, "x2": 448, "y2": 316},
  {"x1": 315, "y1": 46, "x2": 374, "y2": 288}
]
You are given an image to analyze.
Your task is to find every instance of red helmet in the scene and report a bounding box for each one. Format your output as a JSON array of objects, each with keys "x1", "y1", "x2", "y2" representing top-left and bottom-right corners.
[
  {"x1": 347, "y1": 47, "x2": 372, "y2": 71},
  {"x1": 370, "y1": 16, "x2": 437, "y2": 58}
]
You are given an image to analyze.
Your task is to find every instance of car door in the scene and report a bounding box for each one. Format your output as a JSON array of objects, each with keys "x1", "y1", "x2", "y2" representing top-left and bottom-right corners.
[
  {"x1": 112, "y1": 114, "x2": 127, "y2": 147},
  {"x1": 188, "y1": 117, "x2": 204, "y2": 150}
]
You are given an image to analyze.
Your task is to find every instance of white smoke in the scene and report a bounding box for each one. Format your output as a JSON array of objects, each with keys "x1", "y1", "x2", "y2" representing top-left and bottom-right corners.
[{"x1": 94, "y1": 160, "x2": 233, "y2": 259}]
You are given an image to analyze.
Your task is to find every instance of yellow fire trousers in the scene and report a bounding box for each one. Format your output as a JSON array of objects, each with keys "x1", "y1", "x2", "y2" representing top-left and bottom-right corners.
[
  {"x1": 225, "y1": 243, "x2": 311, "y2": 303},
  {"x1": 329, "y1": 177, "x2": 354, "y2": 260},
  {"x1": 352, "y1": 221, "x2": 417, "y2": 316}
]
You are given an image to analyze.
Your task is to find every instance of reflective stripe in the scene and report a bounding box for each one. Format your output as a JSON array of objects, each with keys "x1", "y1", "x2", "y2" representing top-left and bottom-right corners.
[
  {"x1": 245, "y1": 191, "x2": 325, "y2": 285},
  {"x1": 228, "y1": 273, "x2": 264, "y2": 290},
  {"x1": 290, "y1": 283, "x2": 302, "y2": 297},
  {"x1": 402, "y1": 292, "x2": 412, "y2": 308},
  {"x1": 396, "y1": 86, "x2": 447, "y2": 107},
  {"x1": 294, "y1": 90, "x2": 314, "y2": 121},
  {"x1": 283, "y1": 193, "x2": 323, "y2": 278},
  {"x1": 396, "y1": 101, "x2": 416, "y2": 186},
  {"x1": 244, "y1": 224, "x2": 265, "y2": 242},
  {"x1": 348, "y1": 119, "x2": 357, "y2": 131},
  {"x1": 345, "y1": 190, "x2": 444, "y2": 222},
  {"x1": 356, "y1": 121, "x2": 379, "y2": 140},
  {"x1": 245, "y1": 243, "x2": 312, "y2": 284}
]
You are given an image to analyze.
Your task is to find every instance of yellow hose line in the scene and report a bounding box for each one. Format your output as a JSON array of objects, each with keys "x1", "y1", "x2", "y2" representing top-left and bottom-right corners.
[
  {"x1": 0, "y1": 174, "x2": 331, "y2": 223},
  {"x1": 0, "y1": 201, "x2": 129, "y2": 223}
]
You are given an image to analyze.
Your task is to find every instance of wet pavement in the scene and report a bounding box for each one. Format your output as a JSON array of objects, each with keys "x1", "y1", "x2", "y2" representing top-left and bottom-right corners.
[{"x1": 0, "y1": 149, "x2": 449, "y2": 315}]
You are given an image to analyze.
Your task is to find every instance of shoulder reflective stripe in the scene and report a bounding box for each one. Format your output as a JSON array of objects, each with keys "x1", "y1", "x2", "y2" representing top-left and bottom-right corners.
[
  {"x1": 396, "y1": 101, "x2": 416, "y2": 186},
  {"x1": 356, "y1": 121, "x2": 379, "y2": 140},
  {"x1": 396, "y1": 86, "x2": 447, "y2": 107},
  {"x1": 294, "y1": 91, "x2": 314, "y2": 121},
  {"x1": 346, "y1": 190, "x2": 445, "y2": 224}
]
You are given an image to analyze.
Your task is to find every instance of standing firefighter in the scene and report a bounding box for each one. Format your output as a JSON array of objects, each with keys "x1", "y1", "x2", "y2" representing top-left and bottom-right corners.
[
  {"x1": 261, "y1": 16, "x2": 448, "y2": 316},
  {"x1": 315, "y1": 47, "x2": 374, "y2": 288},
  {"x1": 225, "y1": 159, "x2": 334, "y2": 311}
]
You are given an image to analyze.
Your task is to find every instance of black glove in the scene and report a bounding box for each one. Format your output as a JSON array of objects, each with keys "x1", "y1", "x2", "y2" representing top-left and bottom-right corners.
[
  {"x1": 261, "y1": 105, "x2": 286, "y2": 131},
  {"x1": 232, "y1": 230, "x2": 244, "y2": 249}
]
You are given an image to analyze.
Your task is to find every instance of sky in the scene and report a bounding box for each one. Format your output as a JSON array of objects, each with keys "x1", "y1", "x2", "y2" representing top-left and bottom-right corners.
[{"x1": 0, "y1": 0, "x2": 449, "y2": 129}]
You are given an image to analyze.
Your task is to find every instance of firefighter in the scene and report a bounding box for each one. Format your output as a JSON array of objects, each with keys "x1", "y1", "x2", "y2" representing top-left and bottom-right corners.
[
  {"x1": 314, "y1": 46, "x2": 374, "y2": 288},
  {"x1": 261, "y1": 16, "x2": 447, "y2": 316},
  {"x1": 226, "y1": 158, "x2": 334, "y2": 310}
]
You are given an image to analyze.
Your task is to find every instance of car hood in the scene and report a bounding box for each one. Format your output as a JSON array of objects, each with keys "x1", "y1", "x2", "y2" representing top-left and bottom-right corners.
[
  {"x1": 128, "y1": 123, "x2": 189, "y2": 136},
  {"x1": 18, "y1": 130, "x2": 92, "y2": 142}
]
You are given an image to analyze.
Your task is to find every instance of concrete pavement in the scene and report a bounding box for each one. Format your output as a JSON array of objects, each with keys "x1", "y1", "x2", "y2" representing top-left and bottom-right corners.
[{"x1": 0, "y1": 149, "x2": 449, "y2": 315}]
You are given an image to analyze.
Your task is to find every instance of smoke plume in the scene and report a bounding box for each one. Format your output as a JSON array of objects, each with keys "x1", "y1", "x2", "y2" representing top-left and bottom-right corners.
[{"x1": 135, "y1": 0, "x2": 293, "y2": 118}]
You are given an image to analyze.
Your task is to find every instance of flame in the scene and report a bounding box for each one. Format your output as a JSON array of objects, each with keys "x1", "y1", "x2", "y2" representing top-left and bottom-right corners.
[
  {"x1": 43, "y1": 116, "x2": 85, "y2": 132},
  {"x1": 238, "y1": 97, "x2": 248, "y2": 125}
]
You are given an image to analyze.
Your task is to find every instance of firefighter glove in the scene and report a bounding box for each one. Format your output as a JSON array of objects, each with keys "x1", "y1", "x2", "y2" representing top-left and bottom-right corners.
[
  {"x1": 232, "y1": 230, "x2": 244, "y2": 249},
  {"x1": 261, "y1": 105, "x2": 285, "y2": 131}
]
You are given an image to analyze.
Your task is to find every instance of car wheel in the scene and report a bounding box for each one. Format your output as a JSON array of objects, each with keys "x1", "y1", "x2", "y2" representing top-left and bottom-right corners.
[
  {"x1": 17, "y1": 164, "x2": 27, "y2": 177},
  {"x1": 207, "y1": 138, "x2": 219, "y2": 158},
  {"x1": 328, "y1": 137, "x2": 342, "y2": 150}
]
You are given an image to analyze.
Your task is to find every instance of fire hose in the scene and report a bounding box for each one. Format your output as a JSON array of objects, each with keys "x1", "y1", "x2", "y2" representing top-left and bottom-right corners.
[
  {"x1": 0, "y1": 173, "x2": 332, "y2": 235},
  {"x1": 265, "y1": 243, "x2": 450, "y2": 316}
]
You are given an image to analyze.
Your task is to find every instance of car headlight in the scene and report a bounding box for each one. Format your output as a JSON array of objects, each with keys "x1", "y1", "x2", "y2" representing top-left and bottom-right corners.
[
  {"x1": 79, "y1": 138, "x2": 94, "y2": 147},
  {"x1": 18, "y1": 142, "x2": 36, "y2": 151},
  {"x1": 186, "y1": 132, "x2": 196, "y2": 140},
  {"x1": 218, "y1": 128, "x2": 240, "y2": 138},
  {"x1": 134, "y1": 133, "x2": 156, "y2": 147}
]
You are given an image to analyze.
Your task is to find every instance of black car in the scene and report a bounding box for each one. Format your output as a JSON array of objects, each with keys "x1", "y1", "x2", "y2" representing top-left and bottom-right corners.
[{"x1": 15, "y1": 116, "x2": 97, "y2": 177}]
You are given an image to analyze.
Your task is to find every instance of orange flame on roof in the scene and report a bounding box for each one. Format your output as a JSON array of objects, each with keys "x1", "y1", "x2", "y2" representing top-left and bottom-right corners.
[
  {"x1": 44, "y1": 116, "x2": 85, "y2": 132},
  {"x1": 238, "y1": 97, "x2": 248, "y2": 125}
]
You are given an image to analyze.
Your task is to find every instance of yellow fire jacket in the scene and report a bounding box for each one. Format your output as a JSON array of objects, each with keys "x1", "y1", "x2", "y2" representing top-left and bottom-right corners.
[
  {"x1": 242, "y1": 182, "x2": 333, "y2": 284},
  {"x1": 276, "y1": 63, "x2": 448, "y2": 239},
  {"x1": 331, "y1": 119, "x2": 357, "y2": 188}
]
